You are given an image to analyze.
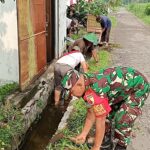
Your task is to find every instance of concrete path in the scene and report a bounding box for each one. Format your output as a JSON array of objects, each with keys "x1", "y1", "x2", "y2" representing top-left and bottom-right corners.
[{"x1": 111, "y1": 8, "x2": 150, "y2": 150}]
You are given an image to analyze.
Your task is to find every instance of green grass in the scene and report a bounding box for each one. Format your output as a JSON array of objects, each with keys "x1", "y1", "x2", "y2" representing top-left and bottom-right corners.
[
  {"x1": 71, "y1": 27, "x2": 87, "y2": 40},
  {"x1": 0, "y1": 82, "x2": 18, "y2": 104},
  {"x1": 109, "y1": 15, "x2": 117, "y2": 27},
  {"x1": 127, "y1": 3, "x2": 150, "y2": 25},
  {"x1": 0, "y1": 103, "x2": 24, "y2": 149},
  {"x1": 47, "y1": 99, "x2": 89, "y2": 150},
  {"x1": 88, "y1": 50, "x2": 111, "y2": 73}
]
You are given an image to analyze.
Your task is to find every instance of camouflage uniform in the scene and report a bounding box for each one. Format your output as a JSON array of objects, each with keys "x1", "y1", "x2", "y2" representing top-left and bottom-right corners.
[{"x1": 84, "y1": 66, "x2": 150, "y2": 146}]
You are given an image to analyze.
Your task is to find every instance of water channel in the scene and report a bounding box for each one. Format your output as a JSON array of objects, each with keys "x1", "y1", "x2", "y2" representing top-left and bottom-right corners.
[{"x1": 19, "y1": 96, "x2": 67, "y2": 150}]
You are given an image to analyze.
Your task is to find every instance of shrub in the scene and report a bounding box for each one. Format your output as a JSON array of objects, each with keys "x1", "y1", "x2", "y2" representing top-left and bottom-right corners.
[
  {"x1": 0, "y1": 82, "x2": 18, "y2": 104},
  {"x1": 0, "y1": 104, "x2": 24, "y2": 149},
  {"x1": 145, "y1": 4, "x2": 150, "y2": 16}
]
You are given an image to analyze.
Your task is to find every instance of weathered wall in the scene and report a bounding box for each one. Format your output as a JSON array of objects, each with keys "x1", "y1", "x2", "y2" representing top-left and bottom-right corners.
[
  {"x1": 55, "y1": 0, "x2": 67, "y2": 57},
  {"x1": 0, "y1": 1, "x2": 19, "y2": 83}
]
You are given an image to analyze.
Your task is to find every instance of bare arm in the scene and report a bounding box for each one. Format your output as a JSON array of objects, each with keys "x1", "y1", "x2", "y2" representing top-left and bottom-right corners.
[
  {"x1": 92, "y1": 116, "x2": 106, "y2": 150},
  {"x1": 81, "y1": 61, "x2": 88, "y2": 72},
  {"x1": 74, "y1": 108, "x2": 96, "y2": 142},
  {"x1": 92, "y1": 48, "x2": 99, "y2": 63}
]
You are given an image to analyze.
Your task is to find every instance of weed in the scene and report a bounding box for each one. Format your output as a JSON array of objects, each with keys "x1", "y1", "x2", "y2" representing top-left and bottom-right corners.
[
  {"x1": 0, "y1": 103, "x2": 24, "y2": 149},
  {"x1": 0, "y1": 82, "x2": 18, "y2": 104}
]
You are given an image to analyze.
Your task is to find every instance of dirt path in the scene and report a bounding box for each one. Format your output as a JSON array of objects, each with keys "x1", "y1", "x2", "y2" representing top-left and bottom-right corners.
[{"x1": 111, "y1": 8, "x2": 150, "y2": 150}]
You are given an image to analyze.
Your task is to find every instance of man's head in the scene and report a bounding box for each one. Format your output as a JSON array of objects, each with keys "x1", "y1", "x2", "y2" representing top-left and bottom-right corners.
[
  {"x1": 62, "y1": 70, "x2": 85, "y2": 97},
  {"x1": 83, "y1": 33, "x2": 98, "y2": 46},
  {"x1": 96, "y1": 16, "x2": 101, "y2": 23}
]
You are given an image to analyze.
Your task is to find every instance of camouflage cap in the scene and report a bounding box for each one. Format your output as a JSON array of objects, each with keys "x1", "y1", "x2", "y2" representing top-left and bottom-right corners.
[
  {"x1": 83, "y1": 33, "x2": 98, "y2": 45},
  {"x1": 61, "y1": 69, "x2": 80, "y2": 90}
]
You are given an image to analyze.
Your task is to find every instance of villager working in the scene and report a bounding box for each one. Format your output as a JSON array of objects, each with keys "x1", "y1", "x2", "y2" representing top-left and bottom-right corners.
[
  {"x1": 66, "y1": 17, "x2": 78, "y2": 37},
  {"x1": 61, "y1": 66, "x2": 150, "y2": 150},
  {"x1": 68, "y1": 33, "x2": 99, "y2": 63},
  {"x1": 54, "y1": 46, "x2": 88, "y2": 106},
  {"x1": 96, "y1": 15, "x2": 111, "y2": 47}
]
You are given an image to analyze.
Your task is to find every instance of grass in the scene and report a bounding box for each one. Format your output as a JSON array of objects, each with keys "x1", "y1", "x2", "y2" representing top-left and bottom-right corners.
[
  {"x1": 109, "y1": 15, "x2": 117, "y2": 27},
  {"x1": 0, "y1": 82, "x2": 18, "y2": 104},
  {"x1": 47, "y1": 99, "x2": 89, "y2": 150},
  {"x1": 0, "y1": 103, "x2": 24, "y2": 149},
  {"x1": 127, "y1": 3, "x2": 150, "y2": 25},
  {"x1": 88, "y1": 49, "x2": 111, "y2": 73}
]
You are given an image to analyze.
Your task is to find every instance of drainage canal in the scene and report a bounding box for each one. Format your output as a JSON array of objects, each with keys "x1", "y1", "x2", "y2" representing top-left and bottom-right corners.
[{"x1": 19, "y1": 97, "x2": 67, "y2": 150}]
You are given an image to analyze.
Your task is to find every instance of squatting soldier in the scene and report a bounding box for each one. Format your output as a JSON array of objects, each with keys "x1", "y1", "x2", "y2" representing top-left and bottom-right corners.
[{"x1": 61, "y1": 66, "x2": 150, "y2": 150}]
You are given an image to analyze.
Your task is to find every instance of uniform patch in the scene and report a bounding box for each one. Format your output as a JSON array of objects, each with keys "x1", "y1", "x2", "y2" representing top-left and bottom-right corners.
[
  {"x1": 93, "y1": 104, "x2": 107, "y2": 116},
  {"x1": 86, "y1": 94, "x2": 95, "y2": 105}
]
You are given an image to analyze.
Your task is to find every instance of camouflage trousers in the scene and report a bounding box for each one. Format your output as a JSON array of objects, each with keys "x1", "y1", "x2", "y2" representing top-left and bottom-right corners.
[{"x1": 108, "y1": 76, "x2": 150, "y2": 147}]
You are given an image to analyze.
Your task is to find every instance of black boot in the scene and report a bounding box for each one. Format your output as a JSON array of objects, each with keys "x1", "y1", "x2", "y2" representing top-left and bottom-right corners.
[
  {"x1": 100, "y1": 132, "x2": 113, "y2": 150},
  {"x1": 114, "y1": 144, "x2": 127, "y2": 150}
]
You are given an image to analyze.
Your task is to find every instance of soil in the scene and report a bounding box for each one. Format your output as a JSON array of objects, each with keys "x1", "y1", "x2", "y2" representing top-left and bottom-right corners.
[{"x1": 111, "y1": 8, "x2": 150, "y2": 150}]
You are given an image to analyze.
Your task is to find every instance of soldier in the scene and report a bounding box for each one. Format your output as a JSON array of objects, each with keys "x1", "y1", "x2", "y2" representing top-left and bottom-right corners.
[{"x1": 61, "y1": 66, "x2": 150, "y2": 150}]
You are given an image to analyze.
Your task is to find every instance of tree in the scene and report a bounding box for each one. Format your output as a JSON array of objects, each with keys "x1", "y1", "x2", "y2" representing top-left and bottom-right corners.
[{"x1": 0, "y1": 0, "x2": 5, "y2": 3}]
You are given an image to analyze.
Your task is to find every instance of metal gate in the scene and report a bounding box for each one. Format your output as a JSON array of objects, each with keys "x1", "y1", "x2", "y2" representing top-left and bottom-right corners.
[{"x1": 17, "y1": 0, "x2": 47, "y2": 90}]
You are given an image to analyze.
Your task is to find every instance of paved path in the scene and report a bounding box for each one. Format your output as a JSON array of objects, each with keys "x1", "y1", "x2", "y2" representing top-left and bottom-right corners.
[{"x1": 111, "y1": 8, "x2": 150, "y2": 150}]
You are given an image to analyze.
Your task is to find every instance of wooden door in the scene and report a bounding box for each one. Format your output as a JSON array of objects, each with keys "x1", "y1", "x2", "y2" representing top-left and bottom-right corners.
[{"x1": 17, "y1": 0, "x2": 47, "y2": 90}]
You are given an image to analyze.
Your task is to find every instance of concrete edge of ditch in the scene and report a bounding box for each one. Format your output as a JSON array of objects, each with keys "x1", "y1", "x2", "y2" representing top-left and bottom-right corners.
[
  {"x1": 57, "y1": 97, "x2": 77, "y2": 131},
  {"x1": 7, "y1": 61, "x2": 56, "y2": 150}
]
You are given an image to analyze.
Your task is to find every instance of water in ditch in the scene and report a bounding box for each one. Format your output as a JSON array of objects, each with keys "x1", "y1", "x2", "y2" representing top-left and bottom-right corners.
[{"x1": 20, "y1": 97, "x2": 67, "y2": 150}]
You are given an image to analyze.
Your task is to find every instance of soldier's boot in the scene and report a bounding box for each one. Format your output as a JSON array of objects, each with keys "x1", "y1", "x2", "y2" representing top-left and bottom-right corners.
[
  {"x1": 100, "y1": 132, "x2": 113, "y2": 150},
  {"x1": 114, "y1": 144, "x2": 127, "y2": 150}
]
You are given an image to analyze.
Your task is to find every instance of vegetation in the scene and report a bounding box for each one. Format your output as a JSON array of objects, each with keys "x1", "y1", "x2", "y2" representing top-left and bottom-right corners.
[
  {"x1": 75, "y1": 0, "x2": 108, "y2": 16},
  {"x1": 123, "y1": 0, "x2": 150, "y2": 5},
  {"x1": 128, "y1": 3, "x2": 150, "y2": 25},
  {"x1": 74, "y1": 0, "x2": 122, "y2": 17},
  {"x1": 109, "y1": 15, "x2": 117, "y2": 27},
  {"x1": 0, "y1": 0, "x2": 5, "y2": 3},
  {"x1": 0, "y1": 82, "x2": 18, "y2": 104},
  {"x1": 145, "y1": 3, "x2": 150, "y2": 15},
  {"x1": 0, "y1": 0, "x2": 15, "y2": 3},
  {"x1": 47, "y1": 99, "x2": 89, "y2": 150},
  {"x1": 88, "y1": 50, "x2": 111, "y2": 73},
  {"x1": 0, "y1": 103, "x2": 24, "y2": 150}
]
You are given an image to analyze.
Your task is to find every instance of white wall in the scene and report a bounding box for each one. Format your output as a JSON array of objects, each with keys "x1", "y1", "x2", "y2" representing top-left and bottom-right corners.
[
  {"x1": 55, "y1": 0, "x2": 67, "y2": 57},
  {"x1": 0, "y1": 1, "x2": 19, "y2": 84}
]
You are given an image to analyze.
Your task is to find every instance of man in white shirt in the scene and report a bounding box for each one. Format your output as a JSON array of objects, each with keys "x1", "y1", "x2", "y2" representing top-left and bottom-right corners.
[{"x1": 54, "y1": 46, "x2": 88, "y2": 105}]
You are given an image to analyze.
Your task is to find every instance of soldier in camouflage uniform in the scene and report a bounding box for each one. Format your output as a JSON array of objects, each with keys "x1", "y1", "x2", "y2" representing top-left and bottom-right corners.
[{"x1": 61, "y1": 66, "x2": 150, "y2": 150}]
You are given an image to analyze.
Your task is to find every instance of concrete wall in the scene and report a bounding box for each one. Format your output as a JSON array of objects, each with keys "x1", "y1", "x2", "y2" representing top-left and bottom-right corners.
[
  {"x1": 55, "y1": 0, "x2": 67, "y2": 57},
  {"x1": 0, "y1": 1, "x2": 19, "y2": 84}
]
